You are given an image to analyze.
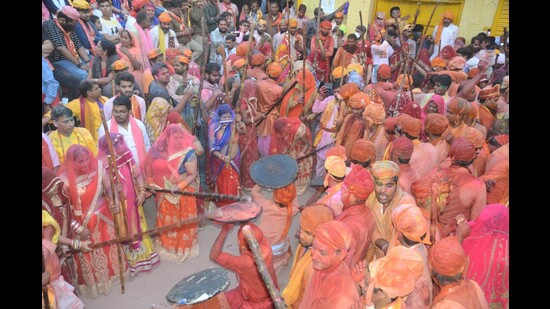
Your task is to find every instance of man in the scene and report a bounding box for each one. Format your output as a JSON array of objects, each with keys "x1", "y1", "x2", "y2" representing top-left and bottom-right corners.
[
  {"x1": 368, "y1": 12, "x2": 386, "y2": 42},
  {"x1": 370, "y1": 31, "x2": 396, "y2": 84},
  {"x1": 263, "y1": 0, "x2": 283, "y2": 38},
  {"x1": 299, "y1": 221, "x2": 358, "y2": 308},
  {"x1": 388, "y1": 136, "x2": 419, "y2": 194},
  {"x1": 480, "y1": 135, "x2": 509, "y2": 205},
  {"x1": 220, "y1": 10, "x2": 236, "y2": 33},
  {"x1": 204, "y1": 0, "x2": 220, "y2": 33},
  {"x1": 42, "y1": 36, "x2": 61, "y2": 111},
  {"x1": 365, "y1": 160, "x2": 417, "y2": 263},
  {"x1": 463, "y1": 127, "x2": 490, "y2": 177},
  {"x1": 216, "y1": 34, "x2": 237, "y2": 74},
  {"x1": 72, "y1": 0, "x2": 102, "y2": 57},
  {"x1": 252, "y1": 184, "x2": 299, "y2": 275},
  {"x1": 282, "y1": 205, "x2": 334, "y2": 308},
  {"x1": 209, "y1": 18, "x2": 230, "y2": 63},
  {"x1": 443, "y1": 96, "x2": 472, "y2": 144},
  {"x1": 167, "y1": 55, "x2": 201, "y2": 129},
  {"x1": 150, "y1": 12, "x2": 179, "y2": 55},
  {"x1": 141, "y1": 48, "x2": 166, "y2": 100},
  {"x1": 256, "y1": 63, "x2": 284, "y2": 157},
  {"x1": 148, "y1": 62, "x2": 194, "y2": 119},
  {"x1": 248, "y1": 0, "x2": 263, "y2": 23},
  {"x1": 272, "y1": 19, "x2": 288, "y2": 52},
  {"x1": 167, "y1": 0, "x2": 204, "y2": 64},
  {"x1": 305, "y1": 2, "x2": 348, "y2": 52},
  {"x1": 103, "y1": 72, "x2": 147, "y2": 122},
  {"x1": 307, "y1": 20, "x2": 334, "y2": 82},
  {"x1": 349, "y1": 139, "x2": 376, "y2": 170},
  {"x1": 293, "y1": 4, "x2": 308, "y2": 35},
  {"x1": 331, "y1": 11, "x2": 345, "y2": 54},
  {"x1": 126, "y1": 11, "x2": 154, "y2": 76},
  {"x1": 217, "y1": 0, "x2": 239, "y2": 27},
  {"x1": 248, "y1": 52, "x2": 269, "y2": 81},
  {"x1": 98, "y1": 95, "x2": 151, "y2": 166},
  {"x1": 98, "y1": 0, "x2": 123, "y2": 44},
  {"x1": 333, "y1": 34, "x2": 361, "y2": 69},
  {"x1": 190, "y1": 0, "x2": 208, "y2": 67},
  {"x1": 477, "y1": 84, "x2": 509, "y2": 138},
  {"x1": 46, "y1": 105, "x2": 97, "y2": 163},
  {"x1": 385, "y1": 6, "x2": 410, "y2": 36},
  {"x1": 424, "y1": 113, "x2": 451, "y2": 167},
  {"x1": 335, "y1": 92, "x2": 370, "y2": 159},
  {"x1": 102, "y1": 60, "x2": 143, "y2": 98},
  {"x1": 276, "y1": 18, "x2": 303, "y2": 78},
  {"x1": 431, "y1": 11, "x2": 459, "y2": 60},
  {"x1": 314, "y1": 156, "x2": 346, "y2": 216},
  {"x1": 363, "y1": 103, "x2": 388, "y2": 161},
  {"x1": 428, "y1": 236, "x2": 489, "y2": 308},
  {"x1": 255, "y1": 19, "x2": 274, "y2": 59}
]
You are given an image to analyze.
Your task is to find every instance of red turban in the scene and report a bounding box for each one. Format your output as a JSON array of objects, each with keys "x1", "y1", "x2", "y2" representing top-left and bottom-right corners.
[
  {"x1": 390, "y1": 137, "x2": 414, "y2": 161},
  {"x1": 338, "y1": 83, "x2": 360, "y2": 100},
  {"x1": 320, "y1": 20, "x2": 332, "y2": 30},
  {"x1": 314, "y1": 221, "x2": 352, "y2": 252},
  {"x1": 273, "y1": 183, "x2": 296, "y2": 206},
  {"x1": 158, "y1": 12, "x2": 172, "y2": 23},
  {"x1": 343, "y1": 164, "x2": 375, "y2": 200},
  {"x1": 448, "y1": 56, "x2": 466, "y2": 70},
  {"x1": 348, "y1": 92, "x2": 371, "y2": 109},
  {"x1": 267, "y1": 63, "x2": 282, "y2": 78},
  {"x1": 384, "y1": 116, "x2": 398, "y2": 132},
  {"x1": 397, "y1": 114, "x2": 422, "y2": 137},
  {"x1": 300, "y1": 205, "x2": 334, "y2": 234},
  {"x1": 371, "y1": 160, "x2": 400, "y2": 180},
  {"x1": 377, "y1": 64, "x2": 391, "y2": 79},
  {"x1": 350, "y1": 139, "x2": 376, "y2": 162},
  {"x1": 236, "y1": 43, "x2": 249, "y2": 57},
  {"x1": 392, "y1": 203, "x2": 431, "y2": 245},
  {"x1": 326, "y1": 145, "x2": 347, "y2": 161},
  {"x1": 238, "y1": 223, "x2": 265, "y2": 251},
  {"x1": 402, "y1": 101, "x2": 421, "y2": 120},
  {"x1": 428, "y1": 236, "x2": 467, "y2": 277},
  {"x1": 450, "y1": 137, "x2": 476, "y2": 161},
  {"x1": 132, "y1": 0, "x2": 147, "y2": 10},
  {"x1": 467, "y1": 68, "x2": 480, "y2": 78},
  {"x1": 424, "y1": 113, "x2": 449, "y2": 135},
  {"x1": 463, "y1": 127, "x2": 484, "y2": 148},
  {"x1": 363, "y1": 103, "x2": 385, "y2": 125},
  {"x1": 447, "y1": 97, "x2": 471, "y2": 116},
  {"x1": 250, "y1": 53, "x2": 266, "y2": 66},
  {"x1": 494, "y1": 134, "x2": 509, "y2": 145},
  {"x1": 478, "y1": 84, "x2": 501, "y2": 99}
]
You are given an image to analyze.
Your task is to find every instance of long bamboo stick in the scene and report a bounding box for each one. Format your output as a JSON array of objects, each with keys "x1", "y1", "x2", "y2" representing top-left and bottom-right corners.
[
  {"x1": 146, "y1": 187, "x2": 252, "y2": 202},
  {"x1": 415, "y1": 0, "x2": 440, "y2": 62}
]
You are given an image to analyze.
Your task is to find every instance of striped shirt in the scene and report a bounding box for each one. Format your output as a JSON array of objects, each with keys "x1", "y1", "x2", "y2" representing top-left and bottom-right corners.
[{"x1": 42, "y1": 19, "x2": 83, "y2": 63}]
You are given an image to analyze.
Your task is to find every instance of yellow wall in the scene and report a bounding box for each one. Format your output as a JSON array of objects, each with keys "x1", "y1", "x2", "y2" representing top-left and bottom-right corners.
[{"x1": 459, "y1": 0, "x2": 500, "y2": 39}]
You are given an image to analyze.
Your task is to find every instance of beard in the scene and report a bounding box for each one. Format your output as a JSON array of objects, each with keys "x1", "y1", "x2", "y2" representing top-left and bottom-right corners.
[
  {"x1": 344, "y1": 44, "x2": 358, "y2": 54},
  {"x1": 63, "y1": 23, "x2": 76, "y2": 32}
]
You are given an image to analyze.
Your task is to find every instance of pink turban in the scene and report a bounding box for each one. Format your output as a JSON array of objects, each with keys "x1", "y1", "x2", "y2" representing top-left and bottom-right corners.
[
  {"x1": 61, "y1": 5, "x2": 80, "y2": 20},
  {"x1": 314, "y1": 221, "x2": 352, "y2": 252},
  {"x1": 448, "y1": 56, "x2": 466, "y2": 70},
  {"x1": 343, "y1": 164, "x2": 375, "y2": 200},
  {"x1": 450, "y1": 137, "x2": 476, "y2": 161},
  {"x1": 390, "y1": 137, "x2": 414, "y2": 161},
  {"x1": 428, "y1": 236, "x2": 468, "y2": 277}
]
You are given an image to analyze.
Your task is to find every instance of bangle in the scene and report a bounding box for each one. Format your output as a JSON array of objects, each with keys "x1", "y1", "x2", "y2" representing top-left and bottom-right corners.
[
  {"x1": 72, "y1": 239, "x2": 81, "y2": 251},
  {"x1": 71, "y1": 220, "x2": 84, "y2": 234},
  {"x1": 138, "y1": 186, "x2": 147, "y2": 194}
]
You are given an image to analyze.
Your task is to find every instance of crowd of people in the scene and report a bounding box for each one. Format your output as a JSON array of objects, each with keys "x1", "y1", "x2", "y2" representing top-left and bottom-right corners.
[{"x1": 42, "y1": 0, "x2": 509, "y2": 308}]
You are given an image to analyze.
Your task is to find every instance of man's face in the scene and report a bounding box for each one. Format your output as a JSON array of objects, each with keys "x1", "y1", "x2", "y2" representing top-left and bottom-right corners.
[
  {"x1": 78, "y1": 9, "x2": 91, "y2": 22},
  {"x1": 320, "y1": 26, "x2": 331, "y2": 37},
  {"x1": 218, "y1": 20, "x2": 228, "y2": 33},
  {"x1": 61, "y1": 17, "x2": 77, "y2": 32},
  {"x1": 99, "y1": 1, "x2": 112, "y2": 15},
  {"x1": 113, "y1": 104, "x2": 130, "y2": 124},
  {"x1": 118, "y1": 80, "x2": 134, "y2": 97},
  {"x1": 297, "y1": 9, "x2": 305, "y2": 18},
  {"x1": 173, "y1": 61, "x2": 188, "y2": 75},
  {"x1": 240, "y1": 22, "x2": 250, "y2": 32},
  {"x1": 170, "y1": 4, "x2": 182, "y2": 15},
  {"x1": 310, "y1": 238, "x2": 342, "y2": 271},
  {"x1": 391, "y1": 9, "x2": 401, "y2": 18},
  {"x1": 374, "y1": 177, "x2": 398, "y2": 205},
  {"x1": 151, "y1": 56, "x2": 165, "y2": 65},
  {"x1": 433, "y1": 82, "x2": 447, "y2": 95},
  {"x1": 387, "y1": 35, "x2": 397, "y2": 45},
  {"x1": 299, "y1": 227, "x2": 314, "y2": 248},
  {"x1": 443, "y1": 18, "x2": 452, "y2": 27},
  {"x1": 347, "y1": 37, "x2": 357, "y2": 46},
  {"x1": 279, "y1": 23, "x2": 288, "y2": 33},
  {"x1": 225, "y1": 15, "x2": 232, "y2": 27},
  {"x1": 270, "y1": 3, "x2": 279, "y2": 15},
  {"x1": 225, "y1": 39, "x2": 236, "y2": 50},
  {"x1": 257, "y1": 23, "x2": 266, "y2": 34},
  {"x1": 155, "y1": 67, "x2": 171, "y2": 83},
  {"x1": 335, "y1": 16, "x2": 343, "y2": 25},
  {"x1": 446, "y1": 108, "x2": 458, "y2": 125},
  {"x1": 251, "y1": 2, "x2": 259, "y2": 12},
  {"x1": 140, "y1": 17, "x2": 152, "y2": 29},
  {"x1": 88, "y1": 83, "x2": 102, "y2": 100},
  {"x1": 289, "y1": 25, "x2": 297, "y2": 35},
  {"x1": 471, "y1": 40, "x2": 481, "y2": 52},
  {"x1": 146, "y1": 6, "x2": 155, "y2": 18},
  {"x1": 53, "y1": 115, "x2": 75, "y2": 135},
  {"x1": 207, "y1": 70, "x2": 221, "y2": 84},
  {"x1": 160, "y1": 21, "x2": 171, "y2": 32}
]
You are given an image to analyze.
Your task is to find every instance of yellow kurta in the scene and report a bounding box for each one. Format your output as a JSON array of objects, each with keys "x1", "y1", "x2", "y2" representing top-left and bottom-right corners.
[{"x1": 48, "y1": 127, "x2": 98, "y2": 163}]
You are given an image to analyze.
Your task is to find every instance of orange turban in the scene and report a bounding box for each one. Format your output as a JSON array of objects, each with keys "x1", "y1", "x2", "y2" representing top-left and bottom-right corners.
[
  {"x1": 266, "y1": 63, "x2": 282, "y2": 79},
  {"x1": 250, "y1": 53, "x2": 265, "y2": 66},
  {"x1": 314, "y1": 221, "x2": 352, "y2": 252},
  {"x1": 232, "y1": 58, "x2": 246, "y2": 70},
  {"x1": 258, "y1": 19, "x2": 267, "y2": 26},
  {"x1": 346, "y1": 63, "x2": 363, "y2": 76},
  {"x1": 448, "y1": 56, "x2": 466, "y2": 70},
  {"x1": 238, "y1": 223, "x2": 265, "y2": 250},
  {"x1": 147, "y1": 48, "x2": 163, "y2": 60},
  {"x1": 132, "y1": 0, "x2": 147, "y2": 10},
  {"x1": 273, "y1": 183, "x2": 296, "y2": 206},
  {"x1": 158, "y1": 12, "x2": 172, "y2": 23},
  {"x1": 324, "y1": 156, "x2": 346, "y2": 178},
  {"x1": 467, "y1": 68, "x2": 480, "y2": 78},
  {"x1": 182, "y1": 48, "x2": 193, "y2": 58},
  {"x1": 384, "y1": 116, "x2": 398, "y2": 132},
  {"x1": 326, "y1": 145, "x2": 348, "y2": 161},
  {"x1": 431, "y1": 57, "x2": 447, "y2": 69},
  {"x1": 174, "y1": 55, "x2": 189, "y2": 65},
  {"x1": 424, "y1": 113, "x2": 449, "y2": 135},
  {"x1": 236, "y1": 43, "x2": 249, "y2": 57},
  {"x1": 332, "y1": 66, "x2": 347, "y2": 79},
  {"x1": 289, "y1": 18, "x2": 298, "y2": 28},
  {"x1": 363, "y1": 103, "x2": 385, "y2": 125},
  {"x1": 478, "y1": 84, "x2": 501, "y2": 99},
  {"x1": 377, "y1": 64, "x2": 391, "y2": 79},
  {"x1": 397, "y1": 114, "x2": 422, "y2": 137},
  {"x1": 443, "y1": 10, "x2": 455, "y2": 21},
  {"x1": 392, "y1": 203, "x2": 431, "y2": 245},
  {"x1": 344, "y1": 165, "x2": 375, "y2": 200},
  {"x1": 411, "y1": 169, "x2": 451, "y2": 202},
  {"x1": 111, "y1": 60, "x2": 128, "y2": 71},
  {"x1": 350, "y1": 139, "x2": 376, "y2": 163},
  {"x1": 396, "y1": 74, "x2": 413, "y2": 90},
  {"x1": 71, "y1": 0, "x2": 91, "y2": 10},
  {"x1": 447, "y1": 97, "x2": 471, "y2": 115},
  {"x1": 320, "y1": 20, "x2": 332, "y2": 29},
  {"x1": 165, "y1": 48, "x2": 182, "y2": 61},
  {"x1": 450, "y1": 137, "x2": 476, "y2": 161},
  {"x1": 338, "y1": 83, "x2": 360, "y2": 100},
  {"x1": 335, "y1": 12, "x2": 344, "y2": 18},
  {"x1": 348, "y1": 92, "x2": 371, "y2": 109},
  {"x1": 300, "y1": 205, "x2": 334, "y2": 234},
  {"x1": 390, "y1": 137, "x2": 414, "y2": 161},
  {"x1": 428, "y1": 236, "x2": 467, "y2": 277},
  {"x1": 371, "y1": 160, "x2": 400, "y2": 180},
  {"x1": 494, "y1": 134, "x2": 509, "y2": 145},
  {"x1": 463, "y1": 127, "x2": 484, "y2": 148},
  {"x1": 369, "y1": 246, "x2": 425, "y2": 298}
]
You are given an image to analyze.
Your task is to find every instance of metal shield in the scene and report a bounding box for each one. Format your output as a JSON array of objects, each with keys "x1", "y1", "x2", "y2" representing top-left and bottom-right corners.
[{"x1": 250, "y1": 154, "x2": 298, "y2": 189}]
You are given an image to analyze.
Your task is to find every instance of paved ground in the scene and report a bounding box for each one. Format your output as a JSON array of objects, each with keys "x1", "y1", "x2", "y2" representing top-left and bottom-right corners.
[{"x1": 80, "y1": 186, "x2": 318, "y2": 308}]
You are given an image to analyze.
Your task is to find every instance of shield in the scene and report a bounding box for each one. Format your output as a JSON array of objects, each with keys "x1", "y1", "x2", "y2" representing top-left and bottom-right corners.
[
  {"x1": 166, "y1": 267, "x2": 230, "y2": 305},
  {"x1": 250, "y1": 154, "x2": 298, "y2": 189},
  {"x1": 209, "y1": 201, "x2": 262, "y2": 223}
]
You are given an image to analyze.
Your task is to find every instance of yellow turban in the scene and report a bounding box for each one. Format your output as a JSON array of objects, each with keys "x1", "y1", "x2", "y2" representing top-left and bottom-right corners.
[
  {"x1": 111, "y1": 60, "x2": 129, "y2": 71},
  {"x1": 258, "y1": 19, "x2": 267, "y2": 26},
  {"x1": 371, "y1": 160, "x2": 400, "y2": 180},
  {"x1": 331, "y1": 66, "x2": 347, "y2": 79},
  {"x1": 346, "y1": 63, "x2": 363, "y2": 76},
  {"x1": 363, "y1": 103, "x2": 385, "y2": 125},
  {"x1": 72, "y1": 0, "x2": 91, "y2": 10},
  {"x1": 289, "y1": 18, "x2": 298, "y2": 28},
  {"x1": 324, "y1": 156, "x2": 346, "y2": 178}
]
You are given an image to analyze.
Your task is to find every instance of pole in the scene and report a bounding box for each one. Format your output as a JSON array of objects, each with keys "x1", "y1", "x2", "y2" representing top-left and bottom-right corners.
[
  {"x1": 193, "y1": 16, "x2": 210, "y2": 136},
  {"x1": 146, "y1": 187, "x2": 253, "y2": 202},
  {"x1": 235, "y1": 23, "x2": 256, "y2": 113},
  {"x1": 255, "y1": 80, "x2": 299, "y2": 127},
  {"x1": 415, "y1": 0, "x2": 440, "y2": 62}
]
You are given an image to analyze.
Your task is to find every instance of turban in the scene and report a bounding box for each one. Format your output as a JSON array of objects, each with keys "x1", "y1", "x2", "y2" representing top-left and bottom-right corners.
[
  {"x1": 165, "y1": 47, "x2": 182, "y2": 61},
  {"x1": 384, "y1": 116, "x2": 398, "y2": 132},
  {"x1": 251, "y1": 53, "x2": 266, "y2": 66},
  {"x1": 390, "y1": 137, "x2": 414, "y2": 161},
  {"x1": 494, "y1": 134, "x2": 509, "y2": 145},
  {"x1": 501, "y1": 76, "x2": 509, "y2": 89},
  {"x1": 324, "y1": 156, "x2": 346, "y2": 178},
  {"x1": 300, "y1": 205, "x2": 334, "y2": 234},
  {"x1": 411, "y1": 170, "x2": 451, "y2": 202},
  {"x1": 346, "y1": 63, "x2": 363, "y2": 76},
  {"x1": 424, "y1": 113, "x2": 449, "y2": 135},
  {"x1": 335, "y1": 12, "x2": 344, "y2": 18},
  {"x1": 377, "y1": 64, "x2": 391, "y2": 79},
  {"x1": 350, "y1": 139, "x2": 376, "y2": 163},
  {"x1": 266, "y1": 63, "x2": 282, "y2": 79},
  {"x1": 132, "y1": 0, "x2": 147, "y2": 10},
  {"x1": 428, "y1": 236, "x2": 467, "y2": 277},
  {"x1": 238, "y1": 223, "x2": 265, "y2": 250},
  {"x1": 397, "y1": 114, "x2": 422, "y2": 137},
  {"x1": 42, "y1": 210, "x2": 61, "y2": 244},
  {"x1": 258, "y1": 19, "x2": 268, "y2": 26},
  {"x1": 344, "y1": 164, "x2": 375, "y2": 200},
  {"x1": 338, "y1": 83, "x2": 360, "y2": 100},
  {"x1": 314, "y1": 221, "x2": 352, "y2": 252},
  {"x1": 71, "y1": 0, "x2": 91, "y2": 10},
  {"x1": 448, "y1": 56, "x2": 466, "y2": 70},
  {"x1": 467, "y1": 68, "x2": 480, "y2": 78},
  {"x1": 61, "y1": 5, "x2": 80, "y2": 20},
  {"x1": 174, "y1": 55, "x2": 189, "y2": 65},
  {"x1": 392, "y1": 203, "x2": 431, "y2": 245},
  {"x1": 348, "y1": 92, "x2": 371, "y2": 109},
  {"x1": 111, "y1": 60, "x2": 129, "y2": 71},
  {"x1": 289, "y1": 18, "x2": 298, "y2": 27},
  {"x1": 147, "y1": 48, "x2": 163, "y2": 60},
  {"x1": 450, "y1": 137, "x2": 476, "y2": 161},
  {"x1": 232, "y1": 58, "x2": 246, "y2": 70},
  {"x1": 371, "y1": 160, "x2": 400, "y2": 180},
  {"x1": 447, "y1": 97, "x2": 471, "y2": 115},
  {"x1": 182, "y1": 48, "x2": 193, "y2": 58},
  {"x1": 331, "y1": 66, "x2": 347, "y2": 79},
  {"x1": 348, "y1": 71, "x2": 365, "y2": 90},
  {"x1": 369, "y1": 246, "x2": 425, "y2": 298},
  {"x1": 326, "y1": 145, "x2": 347, "y2": 161},
  {"x1": 158, "y1": 12, "x2": 172, "y2": 23},
  {"x1": 363, "y1": 103, "x2": 385, "y2": 125},
  {"x1": 396, "y1": 74, "x2": 413, "y2": 90},
  {"x1": 478, "y1": 84, "x2": 501, "y2": 99},
  {"x1": 273, "y1": 183, "x2": 297, "y2": 206},
  {"x1": 463, "y1": 127, "x2": 484, "y2": 148},
  {"x1": 320, "y1": 20, "x2": 332, "y2": 29},
  {"x1": 236, "y1": 43, "x2": 249, "y2": 57},
  {"x1": 443, "y1": 10, "x2": 455, "y2": 21},
  {"x1": 431, "y1": 57, "x2": 447, "y2": 69},
  {"x1": 402, "y1": 101, "x2": 421, "y2": 120}
]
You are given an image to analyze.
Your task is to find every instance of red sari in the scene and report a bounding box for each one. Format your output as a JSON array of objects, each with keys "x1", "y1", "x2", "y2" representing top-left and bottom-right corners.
[
  {"x1": 237, "y1": 79, "x2": 260, "y2": 190},
  {"x1": 279, "y1": 69, "x2": 316, "y2": 118}
]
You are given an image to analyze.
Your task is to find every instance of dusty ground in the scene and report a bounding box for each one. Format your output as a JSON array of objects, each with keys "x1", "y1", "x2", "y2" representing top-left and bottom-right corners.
[{"x1": 80, "y1": 186, "x2": 318, "y2": 308}]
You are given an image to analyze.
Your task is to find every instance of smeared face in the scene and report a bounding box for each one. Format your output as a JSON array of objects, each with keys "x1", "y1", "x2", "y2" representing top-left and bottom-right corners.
[
  {"x1": 54, "y1": 115, "x2": 75, "y2": 135},
  {"x1": 299, "y1": 227, "x2": 314, "y2": 247},
  {"x1": 310, "y1": 238, "x2": 341, "y2": 271},
  {"x1": 73, "y1": 151, "x2": 91, "y2": 175},
  {"x1": 374, "y1": 177, "x2": 397, "y2": 205}
]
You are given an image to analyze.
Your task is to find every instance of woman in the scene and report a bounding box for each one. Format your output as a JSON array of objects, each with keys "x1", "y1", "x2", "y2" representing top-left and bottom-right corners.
[
  {"x1": 145, "y1": 97, "x2": 171, "y2": 143},
  {"x1": 279, "y1": 69, "x2": 316, "y2": 118},
  {"x1": 58, "y1": 144, "x2": 127, "y2": 297},
  {"x1": 269, "y1": 117, "x2": 313, "y2": 195},
  {"x1": 143, "y1": 124, "x2": 199, "y2": 262},
  {"x1": 88, "y1": 38, "x2": 120, "y2": 88},
  {"x1": 117, "y1": 29, "x2": 144, "y2": 90},
  {"x1": 208, "y1": 104, "x2": 241, "y2": 207},
  {"x1": 98, "y1": 133, "x2": 160, "y2": 277}
]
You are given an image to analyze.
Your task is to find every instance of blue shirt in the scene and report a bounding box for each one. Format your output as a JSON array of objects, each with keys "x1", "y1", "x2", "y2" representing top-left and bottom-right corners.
[
  {"x1": 42, "y1": 57, "x2": 59, "y2": 105},
  {"x1": 74, "y1": 20, "x2": 102, "y2": 51}
]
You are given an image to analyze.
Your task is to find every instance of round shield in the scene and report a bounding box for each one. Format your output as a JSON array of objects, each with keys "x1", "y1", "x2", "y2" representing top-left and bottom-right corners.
[
  {"x1": 250, "y1": 154, "x2": 298, "y2": 189},
  {"x1": 209, "y1": 201, "x2": 262, "y2": 223},
  {"x1": 166, "y1": 267, "x2": 230, "y2": 305}
]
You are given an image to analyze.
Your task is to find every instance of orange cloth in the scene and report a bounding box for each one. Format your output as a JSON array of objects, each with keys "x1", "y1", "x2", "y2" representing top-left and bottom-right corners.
[
  {"x1": 326, "y1": 145, "x2": 348, "y2": 161},
  {"x1": 431, "y1": 57, "x2": 446, "y2": 69},
  {"x1": 273, "y1": 183, "x2": 297, "y2": 206},
  {"x1": 434, "y1": 11, "x2": 454, "y2": 45},
  {"x1": 232, "y1": 58, "x2": 246, "y2": 69},
  {"x1": 266, "y1": 62, "x2": 283, "y2": 78},
  {"x1": 396, "y1": 74, "x2": 413, "y2": 90},
  {"x1": 467, "y1": 68, "x2": 480, "y2": 78},
  {"x1": 158, "y1": 12, "x2": 172, "y2": 23},
  {"x1": 147, "y1": 48, "x2": 163, "y2": 60},
  {"x1": 447, "y1": 97, "x2": 471, "y2": 115},
  {"x1": 174, "y1": 55, "x2": 189, "y2": 64},
  {"x1": 343, "y1": 164, "x2": 374, "y2": 200},
  {"x1": 450, "y1": 137, "x2": 476, "y2": 161},
  {"x1": 377, "y1": 64, "x2": 391, "y2": 79},
  {"x1": 250, "y1": 53, "x2": 266, "y2": 66},
  {"x1": 288, "y1": 18, "x2": 298, "y2": 28},
  {"x1": 478, "y1": 84, "x2": 500, "y2": 99},
  {"x1": 428, "y1": 236, "x2": 467, "y2": 277},
  {"x1": 111, "y1": 60, "x2": 128, "y2": 71},
  {"x1": 390, "y1": 136, "x2": 414, "y2": 161},
  {"x1": 425, "y1": 113, "x2": 449, "y2": 135},
  {"x1": 350, "y1": 139, "x2": 376, "y2": 162},
  {"x1": 236, "y1": 43, "x2": 249, "y2": 57},
  {"x1": 448, "y1": 56, "x2": 466, "y2": 70},
  {"x1": 363, "y1": 102, "x2": 385, "y2": 125},
  {"x1": 371, "y1": 160, "x2": 400, "y2": 179},
  {"x1": 300, "y1": 205, "x2": 335, "y2": 234},
  {"x1": 392, "y1": 203, "x2": 431, "y2": 244},
  {"x1": 348, "y1": 92, "x2": 371, "y2": 109},
  {"x1": 182, "y1": 48, "x2": 193, "y2": 58},
  {"x1": 480, "y1": 144, "x2": 509, "y2": 205},
  {"x1": 319, "y1": 20, "x2": 332, "y2": 29},
  {"x1": 397, "y1": 114, "x2": 422, "y2": 137},
  {"x1": 338, "y1": 83, "x2": 360, "y2": 100},
  {"x1": 314, "y1": 221, "x2": 352, "y2": 252}
]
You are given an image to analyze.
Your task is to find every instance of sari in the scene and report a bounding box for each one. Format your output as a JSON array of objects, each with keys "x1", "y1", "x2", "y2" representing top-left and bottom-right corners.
[
  {"x1": 208, "y1": 104, "x2": 241, "y2": 206},
  {"x1": 116, "y1": 36, "x2": 145, "y2": 90},
  {"x1": 237, "y1": 79, "x2": 261, "y2": 190},
  {"x1": 145, "y1": 97, "x2": 171, "y2": 143},
  {"x1": 279, "y1": 69, "x2": 316, "y2": 118},
  {"x1": 269, "y1": 117, "x2": 313, "y2": 195},
  {"x1": 143, "y1": 124, "x2": 199, "y2": 263}
]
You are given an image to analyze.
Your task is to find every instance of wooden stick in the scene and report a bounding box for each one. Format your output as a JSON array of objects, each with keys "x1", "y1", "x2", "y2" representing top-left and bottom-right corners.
[
  {"x1": 296, "y1": 141, "x2": 332, "y2": 161},
  {"x1": 359, "y1": 11, "x2": 365, "y2": 66},
  {"x1": 254, "y1": 80, "x2": 299, "y2": 127},
  {"x1": 235, "y1": 23, "x2": 256, "y2": 113},
  {"x1": 415, "y1": 0, "x2": 440, "y2": 62},
  {"x1": 193, "y1": 16, "x2": 210, "y2": 136},
  {"x1": 242, "y1": 225, "x2": 286, "y2": 309},
  {"x1": 146, "y1": 187, "x2": 253, "y2": 202}
]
